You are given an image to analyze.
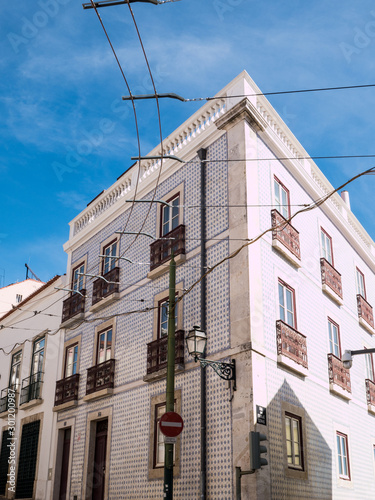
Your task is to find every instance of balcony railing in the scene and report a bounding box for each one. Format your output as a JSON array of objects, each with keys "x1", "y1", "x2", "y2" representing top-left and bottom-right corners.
[
  {"x1": 271, "y1": 210, "x2": 301, "y2": 260},
  {"x1": 366, "y1": 379, "x2": 375, "y2": 407},
  {"x1": 328, "y1": 354, "x2": 351, "y2": 393},
  {"x1": 150, "y1": 225, "x2": 185, "y2": 271},
  {"x1": 20, "y1": 372, "x2": 43, "y2": 405},
  {"x1": 357, "y1": 294, "x2": 374, "y2": 329},
  {"x1": 0, "y1": 387, "x2": 17, "y2": 414},
  {"x1": 92, "y1": 267, "x2": 120, "y2": 305},
  {"x1": 320, "y1": 258, "x2": 343, "y2": 299},
  {"x1": 54, "y1": 374, "x2": 80, "y2": 407},
  {"x1": 276, "y1": 320, "x2": 308, "y2": 368},
  {"x1": 62, "y1": 289, "x2": 86, "y2": 323},
  {"x1": 146, "y1": 330, "x2": 185, "y2": 375},
  {"x1": 86, "y1": 359, "x2": 115, "y2": 395}
]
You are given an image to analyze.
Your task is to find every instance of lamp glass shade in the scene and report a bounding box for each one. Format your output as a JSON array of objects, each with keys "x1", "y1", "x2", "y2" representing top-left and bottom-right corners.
[{"x1": 186, "y1": 327, "x2": 207, "y2": 358}]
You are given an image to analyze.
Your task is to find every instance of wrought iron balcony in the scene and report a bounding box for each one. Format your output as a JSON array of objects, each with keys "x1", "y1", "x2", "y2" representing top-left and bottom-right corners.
[
  {"x1": 0, "y1": 387, "x2": 17, "y2": 414},
  {"x1": 366, "y1": 379, "x2": 375, "y2": 407},
  {"x1": 20, "y1": 372, "x2": 43, "y2": 405},
  {"x1": 271, "y1": 209, "x2": 301, "y2": 260},
  {"x1": 146, "y1": 330, "x2": 185, "y2": 375},
  {"x1": 62, "y1": 289, "x2": 86, "y2": 323},
  {"x1": 320, "y1": 258, "x2": 343, "y2": 299},
  {"x1": 276, "y1": 320, "x2": 308, "y2": 369},
  {"x1": 86, "y1": 359, "x2": 115, "y2": 395},
  {"x1": 328, "y1": 354, "x2": 351, "y2": 393},
  {"x1": 54, "y1": 374, "x2": 80, "y2": 407},
  {"x1": 92, "y1": 267, "x2": 120, "y2": 305},
  {"x1": 357, "y1": 294, "x2": 374, "y2": 329},
  {"x1": 150, "y1": 225, "x2": 185, "y2": 271}
]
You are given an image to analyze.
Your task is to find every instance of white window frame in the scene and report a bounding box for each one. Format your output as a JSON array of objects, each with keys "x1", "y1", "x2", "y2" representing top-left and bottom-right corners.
[
  {"x1": 328, "y1": 318, "x2": 341, "y2": 359},
  {"x1": 161, "y1": 194, "x2": 180, "y2": 237},
  {"x1": 97, "y1": 327, "x2": 113, "y2": 365},
  {"x1": 336, "y1": 432, "x2": 350, "y2": 481},
  {"x1": 278, "y1": 279, "x2": 296, "y2": 328},
  {"x1": 274, "y1": 176, "x2": 290, "y2": 219},
  {"x1": 356, "y1": 267, "x2": 366, "y2": 299},
  {"x1": 102, "y1": 240, "x2": 118, "y2": 275},
  {"x1": 321, "y1": 228, "x2": 333, "y2": 265},
  {"x1": 72, "y1": 262, "x2": 85, "y2": 293}
]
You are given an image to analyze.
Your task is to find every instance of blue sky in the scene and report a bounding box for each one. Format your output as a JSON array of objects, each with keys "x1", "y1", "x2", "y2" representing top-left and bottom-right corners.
[{"x1": 1, "y1": 0, "x2": 375, "y2": 286}]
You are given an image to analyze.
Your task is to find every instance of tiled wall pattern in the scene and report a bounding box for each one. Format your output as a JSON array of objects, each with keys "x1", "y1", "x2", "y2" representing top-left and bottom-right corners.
[
  {"x1": 59, "y1": 134, "x2": 234, "y2": 499},
  {"x1": 255, "y1": 130, "x2": 375, "y2": 499}
]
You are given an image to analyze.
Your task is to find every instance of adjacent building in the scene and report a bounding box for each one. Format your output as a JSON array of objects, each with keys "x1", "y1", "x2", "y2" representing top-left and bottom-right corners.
[
  {"x1": 2, "y1": 70, "x2": 375, "y2": 499},
  {"x1": 0, "y1": 275, "x2": 65, "y2": 500},
  {"x1": 0, "y1": 279, "x2": 45, "y2": 317}
]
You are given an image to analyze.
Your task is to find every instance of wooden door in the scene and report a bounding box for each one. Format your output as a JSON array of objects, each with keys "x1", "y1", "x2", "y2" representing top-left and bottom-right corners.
[
  {"x1": 92, "y1": 420, "x2": 108, "y2": 500},
  {"x1": 59, "y1": 428, "x2": 71, "y2": 500}
]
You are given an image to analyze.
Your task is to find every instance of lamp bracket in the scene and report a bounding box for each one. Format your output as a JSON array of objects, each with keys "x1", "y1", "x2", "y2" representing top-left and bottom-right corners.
[{"x1": 198, "y1": 357, "x2": 236, "y2": 390}]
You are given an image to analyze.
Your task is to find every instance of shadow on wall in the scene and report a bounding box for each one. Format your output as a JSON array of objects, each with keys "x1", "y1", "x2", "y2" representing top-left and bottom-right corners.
[{"x1": 266, "y1": 379, "x2": 332, "y2": 500}]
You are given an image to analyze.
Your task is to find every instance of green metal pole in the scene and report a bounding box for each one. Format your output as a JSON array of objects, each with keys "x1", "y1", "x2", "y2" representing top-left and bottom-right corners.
[{"x1": 163, "y1": 254, "x2": 176, "y2": 500}]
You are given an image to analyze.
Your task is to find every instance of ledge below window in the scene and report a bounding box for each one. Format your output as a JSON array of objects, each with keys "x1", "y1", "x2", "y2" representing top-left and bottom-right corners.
[
  {"x1": 83, "y1": 388, "x2": 113, "y2": 402},
  {"x1": 20, "y1": 398, "x2": 44, "y2": 410},
  {"x1": 329, "y1": 383, "x2": 351, "y2": 400},
  {"x1": 53, "y1": 399, "x2": 78, "y2": 412},
  {"x1": 322, "y1": 284, "x2": 344, "y2": 306},
  {"x1": 147, "y1": 253, "x2": 186, "y2": 280},
  {"x1": 60, "y1": 312, "x2": 85, "y2": 330},
  {"x1": 143, "y1": 364, "x2": 185, "y2": 383},
  {"x1": 272, "y1": 239, "x2": 301, "y2": 268},
  {"x1": 359, "y1": 316, "x2": 375, "y2": 335},
  {"x1": 89, "y1": 292, "x2": 120, "y2": 313},
  {"x1": 0, "y1": 409, "x2": 17, "y2": 419},
  {"x1": 277, "y1": 354, "x2": 308, "y2": 377}
]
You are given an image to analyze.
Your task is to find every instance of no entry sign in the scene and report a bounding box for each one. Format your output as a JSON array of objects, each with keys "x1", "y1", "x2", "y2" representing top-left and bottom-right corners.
[{"x1": 159, "y1": 411, "x2": 184, "y2": 438}]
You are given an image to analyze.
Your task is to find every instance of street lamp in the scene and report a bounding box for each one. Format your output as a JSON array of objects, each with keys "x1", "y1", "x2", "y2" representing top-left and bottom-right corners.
[
  {"x1": 186, "y1": 326, "x2": 236, "y2": 390},
  {"x1": 342, "y1": 348, "x2": 375, "y2": 369}
]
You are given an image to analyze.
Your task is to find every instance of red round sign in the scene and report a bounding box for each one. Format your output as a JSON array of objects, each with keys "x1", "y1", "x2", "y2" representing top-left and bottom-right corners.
[{"x1": 159, "y1": 411, "x2": 184, "y2": 438}]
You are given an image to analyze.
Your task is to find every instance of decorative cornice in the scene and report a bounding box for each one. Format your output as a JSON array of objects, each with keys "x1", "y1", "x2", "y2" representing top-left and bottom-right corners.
[{"x1": 215, "y1": 98, "x2": 267, "y2": 132}]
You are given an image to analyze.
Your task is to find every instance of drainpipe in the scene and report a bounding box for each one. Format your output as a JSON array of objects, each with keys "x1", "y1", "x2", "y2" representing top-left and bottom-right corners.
[{"x1": 197, "y1": 147, "x2": 207, "y2": 500}]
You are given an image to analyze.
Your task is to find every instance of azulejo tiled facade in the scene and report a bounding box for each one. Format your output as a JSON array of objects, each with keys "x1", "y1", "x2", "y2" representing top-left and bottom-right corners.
[{"x1": 2, "y1": 71, "x2": 375, "y2": 499}]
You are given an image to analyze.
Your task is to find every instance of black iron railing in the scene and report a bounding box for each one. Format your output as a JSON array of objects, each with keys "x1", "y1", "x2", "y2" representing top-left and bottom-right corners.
[
  {"x1": 20, "y1": 372, "x2": 43, "y2": 405},
  {"x1": 92, "y1": 267, "x2": 120, "y2": 305},
  {"x1": 86, "y1": 359, "x2": 115, "y2": 395},
  {"x1": 62, "y1": 290, "x2": 86, "y2": 323},
  {"x1": 150, "y1": 225, "x2": 185, "y2": 271},
  {"x1": 146, "y1": 330, "x2": 185, "y2": 374}
]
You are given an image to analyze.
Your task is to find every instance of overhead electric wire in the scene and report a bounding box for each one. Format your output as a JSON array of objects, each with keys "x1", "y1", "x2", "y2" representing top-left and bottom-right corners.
[
  {"x1": 116, "y1": 1, "x2": 166, "y2": 259},
  {"x1": 175, "y1": 166, "x2": 375, "y2": 307},
  {"x1": 87, "y1": 0, "x2": 143, "y2": 259},
  {"x1": 183, "y1": 83, "x2": 375, "y2": 102},
  {"x1": 2, "y1": 166, "x2": 375, "y2": 349}
]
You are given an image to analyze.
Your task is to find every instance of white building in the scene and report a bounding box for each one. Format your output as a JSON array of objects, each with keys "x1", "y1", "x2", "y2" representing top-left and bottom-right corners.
[
  {"x1": 0, "y1": 275, "x2": 65, "y2": 500},
  {"x1": 0, "y1": 279, "x2": 45, "y2": 317},
  {"x1": 10, "y1": 70, "x2": 375, "y2": 499}
]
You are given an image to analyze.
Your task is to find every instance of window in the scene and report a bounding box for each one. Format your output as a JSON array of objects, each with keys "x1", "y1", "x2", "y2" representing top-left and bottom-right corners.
[
  {"x1": 31, "y1": 337, "x2": 45, "y2": 379},
  {"x1": 72, "y1": 262, "x2": 85, "y2": 293},
  {"x1": 149, "y1": 390, "x2": 181, "y2": 480},
  {"x1": 9, "y1": 351, "x2": 22, "y2": 390},
  {"x1": 336, "y1": 432, "x2": 350, "y2": 480},
  {"x1": 356, "y1": 268, "x2": 366, "y2": 299},
  {"x1": 64, "y1": 344, "x2": 78, "y2": 378},
  {"x1": 285, "y1": 414, "x2": 303, "y2": 470},
  {"x1": 161, "y1": 195, "x2": 180, "y2": 236},
  {"x1": 16, "y1": 294, "x2": 22, "y2": 303},
  {"x1": 102, "y1": 240, "x2": 117, "y2": 275},
  {"x1": 158, "y1": 298, "x2": 178, "y2": 338},
  {"x1": 321, "y1": 228, "x2": 333, "y2": 265},
  {"x1": 365, "y1": 349, "x2": 375, "y2": 382},
  {"x1": 97, "y1": 328, "x2": 112, "y2": 365},
  {"x1": 281, "y1": 402, "x2": 307, "y2": 479},
  {"x1": 153, "y1": 402, "x2": 176, "y2": 468},
  {"x1": 278, "y1": 280, "x2": 296, "y2": 328},
  {"x1": 274, "y1": 177, "x2": 290, "y2": 219},
  {"x1": 328, "y1": 319, "x2": 341, "y2": 358}
]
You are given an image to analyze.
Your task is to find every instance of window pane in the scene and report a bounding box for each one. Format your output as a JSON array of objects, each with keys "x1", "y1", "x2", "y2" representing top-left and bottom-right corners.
[{"x1": 279, "y1": 283, "x2": 285, "y2": 322}]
